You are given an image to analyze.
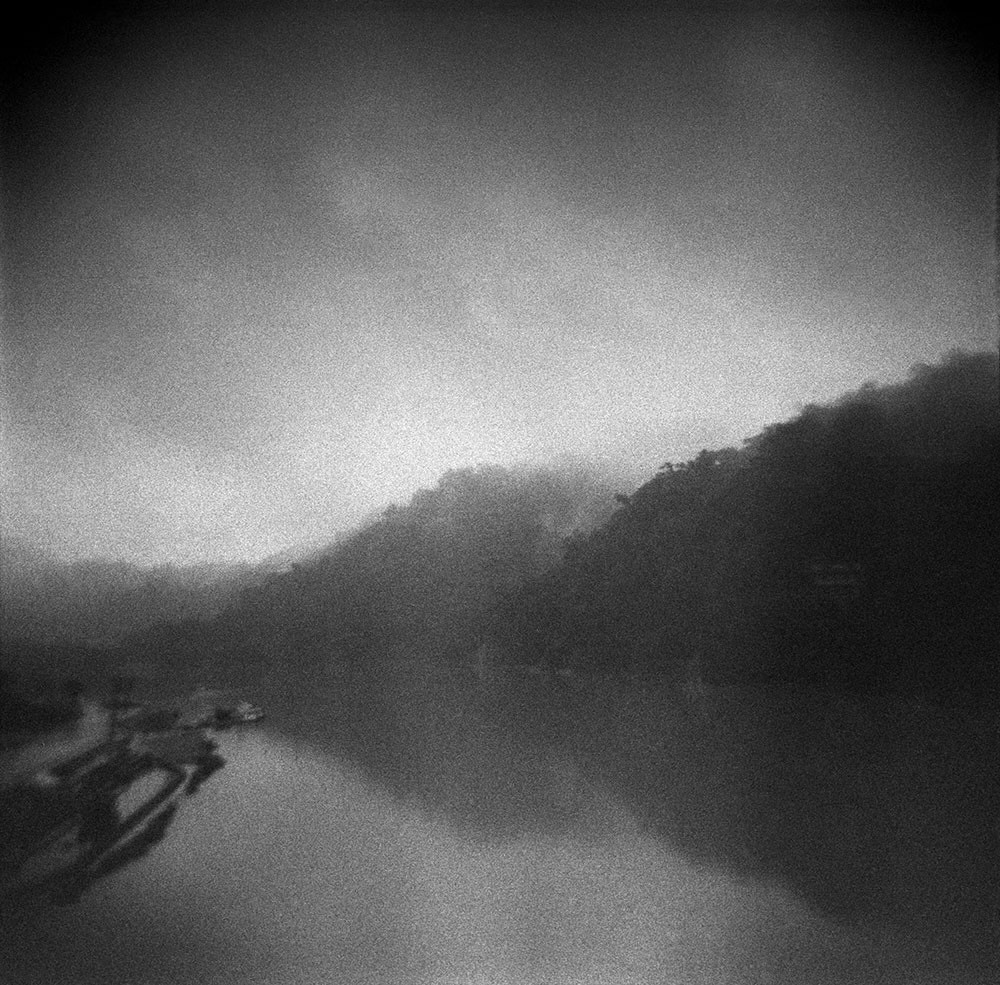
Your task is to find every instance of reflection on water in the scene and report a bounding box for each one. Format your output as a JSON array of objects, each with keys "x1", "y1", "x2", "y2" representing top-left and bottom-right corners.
[{"x1": 0, "y1": 727, "x2": 985, "y2": 984}]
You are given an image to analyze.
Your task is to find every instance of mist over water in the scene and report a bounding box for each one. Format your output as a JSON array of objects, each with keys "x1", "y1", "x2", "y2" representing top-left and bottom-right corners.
[{"x1": 0, "y1": 723, "x2": 984, "y2": 985}]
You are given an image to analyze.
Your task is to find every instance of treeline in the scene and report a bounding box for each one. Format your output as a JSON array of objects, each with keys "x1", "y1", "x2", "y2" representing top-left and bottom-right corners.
[
  {"x1": 20, "y1": 351, "x2": 996, "y2": 708},
  {"x1": 497, "y1": 350, "x2": 998, "y2": 704},
  {"x1": 115, "y1": 462, "x2": 622, "y2": 688}
]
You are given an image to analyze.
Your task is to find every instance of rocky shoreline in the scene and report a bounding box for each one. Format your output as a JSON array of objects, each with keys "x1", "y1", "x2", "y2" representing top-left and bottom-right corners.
[{"x1": 1, "y1": 688, "x2": 262, "y2": 908}]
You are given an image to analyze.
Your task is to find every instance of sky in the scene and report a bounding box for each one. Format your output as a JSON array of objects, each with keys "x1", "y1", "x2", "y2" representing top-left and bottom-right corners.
[{"x1": 1, "y1": 1, "x2": 996, "y2": 565}]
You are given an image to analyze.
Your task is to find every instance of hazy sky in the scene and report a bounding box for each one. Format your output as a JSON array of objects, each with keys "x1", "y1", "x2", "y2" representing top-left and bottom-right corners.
[{"x1": 2, "y1": 1, "x2": 995, "y2": 564}]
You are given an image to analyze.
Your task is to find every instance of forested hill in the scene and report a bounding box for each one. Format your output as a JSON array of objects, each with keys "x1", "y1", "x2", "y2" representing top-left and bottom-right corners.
[
  {"x1": 111, "y1": 463, "x2": 622, "y2": 688},
  {"x1": 44, "y1": 351, "x2": 1000, "y2": 708},
  {"x1": 497, "y1": 350, "x2": 999, "y2": 705}
]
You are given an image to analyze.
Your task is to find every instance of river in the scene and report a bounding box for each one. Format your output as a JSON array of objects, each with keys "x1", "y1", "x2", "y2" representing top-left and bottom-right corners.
[{"x1": 0, "y1": 702, "x2": 989, "y2": 985}]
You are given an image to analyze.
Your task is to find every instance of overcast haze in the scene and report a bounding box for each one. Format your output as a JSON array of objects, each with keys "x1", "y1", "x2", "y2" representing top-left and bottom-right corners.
[{"x1": 2, "y1": 1, "x2": 995, "y2": 564}]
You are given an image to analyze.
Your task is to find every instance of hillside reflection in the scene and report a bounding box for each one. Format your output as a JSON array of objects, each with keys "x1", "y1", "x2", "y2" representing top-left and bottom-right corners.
[
  {"x1": 260, "y1": 657, "x2": 998, "y2": 978},
  {"x1": 3, "y1": 724, "x2": 991, "y2": 985}
]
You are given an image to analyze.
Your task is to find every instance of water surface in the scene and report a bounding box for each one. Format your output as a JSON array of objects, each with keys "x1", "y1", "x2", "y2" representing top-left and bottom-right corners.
[{"x1": 0, "y1": 722, "x2": 983, "y2": 984}]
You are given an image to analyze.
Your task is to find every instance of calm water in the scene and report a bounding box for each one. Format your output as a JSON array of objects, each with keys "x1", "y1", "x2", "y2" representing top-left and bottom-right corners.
[{"x1": 0, "y1": 720, "x2": 983, "y2": 985}]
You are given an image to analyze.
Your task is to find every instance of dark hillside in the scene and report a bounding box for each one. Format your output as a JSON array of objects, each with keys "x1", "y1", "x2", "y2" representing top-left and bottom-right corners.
[
  {"x1": 111, "y1": 463, "x2": 621, "y2": 693},
  {"x1": 502, "y1": 350, "x2": 999, "y2": 705}
]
